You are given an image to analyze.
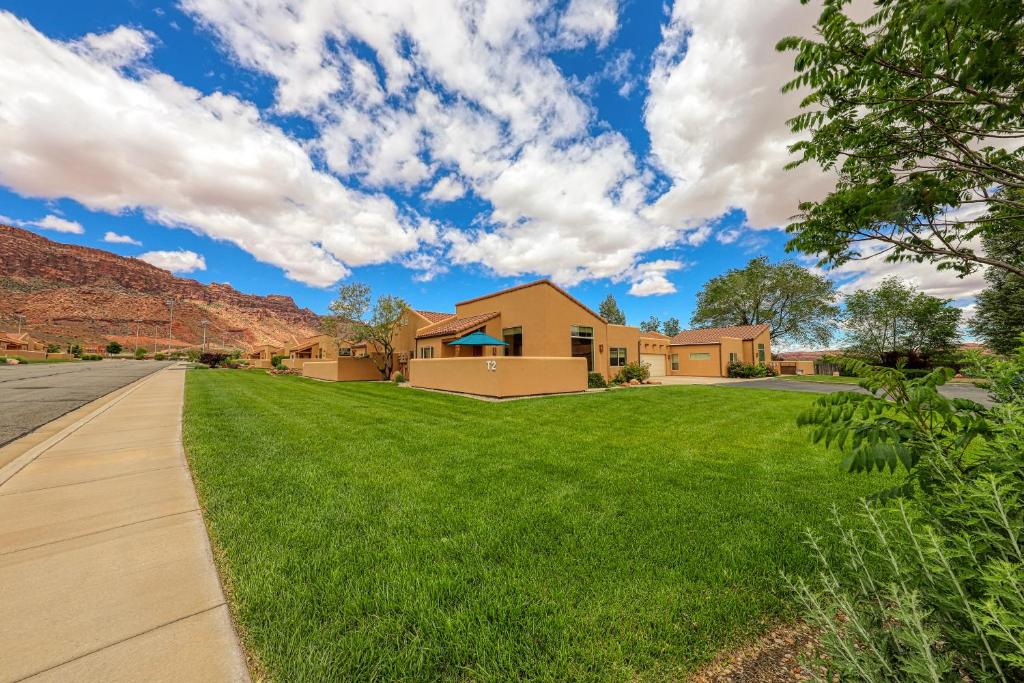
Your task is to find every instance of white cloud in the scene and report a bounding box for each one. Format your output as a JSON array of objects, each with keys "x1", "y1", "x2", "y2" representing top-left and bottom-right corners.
[
  {"x1": 424, "y1": 176, "x2": 466, "y2": 202},
  {"x1": 559, "y1": 0, "x2": 620, "y2": 49},
  {"x1": 0, "y1": 12, "x2": 421, "y2": 287},
  {"x1": 626, "y1": 259, "x2": 687, "y2": 296},
  {"x1": 828, "y1": 243, "x2": 988, "y2": 302},
  {"x1": 137, "y1": 249, "x2": 206, "y2": 274},
  {"x1": 103, "y1": 231, "x2": 142, "y2": 246},
  {"x1": 71, "y1": 26, "x2": 154, "y2": 68},
  {"x1": 33, "y1": 214, "x2": 84, "y2": 234}
]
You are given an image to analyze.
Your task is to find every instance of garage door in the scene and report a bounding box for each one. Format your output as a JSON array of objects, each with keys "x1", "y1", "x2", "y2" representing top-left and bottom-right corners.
[{"x1": 641, "y1": 354, "x2": 666, "y2": 376}]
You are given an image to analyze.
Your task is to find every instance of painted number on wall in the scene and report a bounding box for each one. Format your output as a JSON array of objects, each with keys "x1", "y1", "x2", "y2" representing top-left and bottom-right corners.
[{"x1": 485, "y1": 360, "x2": 497, "y2": 371}]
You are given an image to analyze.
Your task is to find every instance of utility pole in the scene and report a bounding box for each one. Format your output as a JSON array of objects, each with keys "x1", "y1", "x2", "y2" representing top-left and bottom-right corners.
[
  {"x1": 16, "y1": 314, "x2": 24, "y2": 334},
  {"x1": 165, "y1": 299, "x2": 175, "y2": 354},
  {"x1": 201, "y1": 319, "x2": 209, "y2": 353},
  {"x1": 135, "y1": 320, "x2": 142, "y2": 354}
]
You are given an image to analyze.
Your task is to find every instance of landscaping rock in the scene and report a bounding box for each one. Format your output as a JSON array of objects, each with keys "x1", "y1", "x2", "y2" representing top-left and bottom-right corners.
[
  {"x1": 629, "y1": 379, "x2": 640, "y2": 386},
  {"x1": 6, "y1": 358, "x2": 19, "y2": 365}
]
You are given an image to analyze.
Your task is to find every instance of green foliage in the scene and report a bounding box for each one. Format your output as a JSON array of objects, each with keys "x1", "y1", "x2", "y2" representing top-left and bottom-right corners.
[
  {"x1": 199, "y1": 352, "x2": 228, "y2": 367},
  {"x1": 661, "y1": 317, "x2": 680, "y2": 338},
  {"x1": 46, "y1": 343, "x2": 61, "y2": 353},
  {"x1": 393, "y1": 372, "x2": 406, "y2": 384},
  {"x1": 105, "y1": 340, "x2": 123, "y2": 355},
  {"x1": 598, "y1": 294, "x2": 626, "y2": 325},
  {"x1": 134, "y1": 347, "x2": 146, "y2": 359},
  {"x1": 691, "y1": 257, "x2": 840, "y2": 347},
  {"x1": 327, "y1": 282, "x2": 409, "y2": 379},
  {"x1": 80, "y1": 354, "x2": 103, "y2": 361},
  {"x1": 778, "y1": 0, "x2": 1024, "y2": 280},
  {"x1": 971, "y1": 216, "x2": 1024, "y2": 355},
  {"x1": 154, "y1": 353, "x2": 166, "y2": 361},
  {"x1": 271, "y1": 354, "x2": 287, "y2": 369},
  {"x1": 69, "y1": 344, "x2": 82, "y2": 358},
  {"x1": 844, "y1": 277, "x2": 962, "y2": 366},
  {"x1": 587, "y1": 371, "x2": 607, "y2": 388},
  {"x1": 639, "y1": 316, "x2": 660, "y2": 333},
  {"x1": 613, "y1": 360, "x2": 650, "y2": 383},
  {"x1": 727, "y1": 361, "x2": 778, "y2": 378}
]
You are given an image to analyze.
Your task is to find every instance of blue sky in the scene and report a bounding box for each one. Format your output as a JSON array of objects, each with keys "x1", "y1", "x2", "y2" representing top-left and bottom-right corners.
[{"x1": 0, "y1": 1, "x2": 985, "y2": 333}]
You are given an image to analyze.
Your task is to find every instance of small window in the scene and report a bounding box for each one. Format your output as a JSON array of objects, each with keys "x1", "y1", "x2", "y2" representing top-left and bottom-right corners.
[
  {"x1": 609, "y1": 347, "x2": 627, "y2": 367},
  {"x1": 671, "y1": 353, "x2": 679, "y2": 371},
  {"x1": 339, "y1": 347, "x2": 352, "y2": 357},
  {"x1": 420, "y1": 347, "x2": 434, "y2": 359},
  {"x1": 757, "y1": 344, "x2": 765, "y2": 363},
  {"x1": 503, "y1": 326, "x2": 523, "y2": 356},
  {"x1": 689, "y1": 352, "x2": 712, "y2": 361},
  {"x1": 570, "y1": 325, "x2": 594, "y2": 338},
  {"x1": 729, "y1": 352, "x2": 738, "y2": 362}
]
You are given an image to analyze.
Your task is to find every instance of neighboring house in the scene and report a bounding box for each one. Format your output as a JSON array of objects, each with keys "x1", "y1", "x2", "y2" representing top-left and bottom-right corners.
[
  {"x1": 666, "y1": 324, "x2": 772, "y2": 377},
  {"x1": 247, "y1": 344, "x2": 284, "y2": 361},
  {"x1": 0, "y1": 332, "x2": 43, "y2": 352},
  {"x1": 287, "y1": 334, "x2": 339, "y2": 360}
]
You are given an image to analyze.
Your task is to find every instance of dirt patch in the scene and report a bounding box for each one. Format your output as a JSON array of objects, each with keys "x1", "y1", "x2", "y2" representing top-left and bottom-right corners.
[{"x1": 689, "y1": 623, "x2": 819, "y2": 683}]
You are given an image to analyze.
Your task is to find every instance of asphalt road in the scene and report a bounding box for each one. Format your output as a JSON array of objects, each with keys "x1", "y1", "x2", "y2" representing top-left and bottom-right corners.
[
  {"x1": 0, "y1": 360, "x2": 172, "y2": 447},
  {"x1": 714, "y1": 377, "x2": 993, "y2": 407}
]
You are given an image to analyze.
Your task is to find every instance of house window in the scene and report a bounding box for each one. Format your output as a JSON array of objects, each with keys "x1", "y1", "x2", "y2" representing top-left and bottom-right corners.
[
  {"x1": 503, "y1": 326, "x2": 523, "y2": 356},
  {"x1": 671, "y1": 353, "x2": 679, "y2": 371},
  {"x1": 757, "y1": 344, "x2": 765, "y2": 363},
  {"x1": 420, "y1": 347, "x2": 434, "y2": 359},
  {"x1": 609, "y1": 347, "x2": 627, "y2": 367},
  {"x1": 729, "y1": 352, "x2": 738, "y2": 362},
  {"x1": 339, "y1": 348, "x2": 352, "y2": 357},
  {"x1": 570, "y1": 324, "x2": 594, "y2": 371},
  {"x1": 689, "y1": 352, "x2": 712, "y2": 360}
]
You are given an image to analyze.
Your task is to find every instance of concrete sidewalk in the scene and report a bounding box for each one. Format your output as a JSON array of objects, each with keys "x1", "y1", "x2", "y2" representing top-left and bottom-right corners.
[{"x1": 0, "y1": 364, "x2": 249, "y2": 683}]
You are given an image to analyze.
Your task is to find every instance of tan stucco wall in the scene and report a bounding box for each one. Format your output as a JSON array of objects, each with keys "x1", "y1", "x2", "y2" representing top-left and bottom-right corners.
[
  {"x1": 302, "y1": 357, "x2": 382, "y2": 382},
  {"x1": 719, "y1": 337, "x2": 743, "y2": 375},
  {"x1": 409, "y1": 356, "x2": 587, "y2": 397},
  {"x1": 282, "y1": 358, "x2": 306, "y2": 370},
  {"x1": 45, "y1": 352, "x2": 72, "y2": 361},
  {"x1": 607, "y1": 324, "x2": 642, "y2": 375},
  {"x1": 6, "y1": 350, "x2": 48, "y2": 360},
  {"x1": 669, "y1": 344, "x2": 722, "y2": 377},
  {"x1": 771, "y1": 359, "x2": 815, "y2": 375}
]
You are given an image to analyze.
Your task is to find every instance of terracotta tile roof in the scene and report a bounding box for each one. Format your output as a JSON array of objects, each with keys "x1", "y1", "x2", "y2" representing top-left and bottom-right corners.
[
  {"x1": 455, "y1": 279, "x2": 606, "y2": 322},
  {"x1": 416, "y1": 311, "x2": 500, "y2": 339},
  {"x1": 639, "y1": 330, "x2": 669, "y2": 339},
  {"x1": 670, "y1": 324, "x2": 769, "y2": 345},
  {"x1": 414, "y1": 310, "x2": 454, "y2": 324}
]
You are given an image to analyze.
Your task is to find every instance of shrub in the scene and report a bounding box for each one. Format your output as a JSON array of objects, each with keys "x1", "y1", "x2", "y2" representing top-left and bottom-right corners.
[
  {"x1": 614, "y1": 361, "x2": 650, "y2": 384},
  {"x1": 393, "y1": 372, "x2": 406, "y2": 384},
  {"x1": 134, "y1": 347, "x2": 147, "y2": 360},
  {"x1": 199, "y1": 352, "x2": 229, "y2": 368},
  {"x1": 791, "y1": 354, "x2": 1024, "y2": 680},
  {"x1": 154, "y1": 352, "x2": 166, "y2": 361},
  {"x1": 587, "y1": 371, "x2": 607, "y2": 388},
  {"x1": 80, "y1": 354, "x2": 103, "y2": 361},
  {"x1": 727, "y1": 361, "x2": 777, "y2": 378},
  {"x1": 271, "y1": 354, "x2": 287, "y2": 369},
  {"x1": 46, "y1": 343, "x2": 61, "y2": 353},
  {"x1": 69, "y1": 344, "x2": 82, "y2": 358},
  {"x1": 105, "y1": 341, "x2": 123, "y2": 355}
]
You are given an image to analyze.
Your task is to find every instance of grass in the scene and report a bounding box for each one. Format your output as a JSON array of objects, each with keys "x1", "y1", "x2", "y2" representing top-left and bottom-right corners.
[
  {"x1": 775, "y1": 374, "x2": 862, "y2": 385},
  {"x1": 184, "y1": 371, "x2": 883, "y2": 682},
  {"x1": 0, "y1": 355, "x2": 76, "y2": 364}
]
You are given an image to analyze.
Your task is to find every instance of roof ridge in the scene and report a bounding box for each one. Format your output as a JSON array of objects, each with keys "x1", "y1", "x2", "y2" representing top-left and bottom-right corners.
[{"x1": 455, "y1": 279, "x2": 606, "y2": 323}]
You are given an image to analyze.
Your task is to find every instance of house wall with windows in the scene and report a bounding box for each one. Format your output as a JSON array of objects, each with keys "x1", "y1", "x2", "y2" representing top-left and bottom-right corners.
[{"x1": 669, "y1": 344, "x2": 722, "y2": 377}]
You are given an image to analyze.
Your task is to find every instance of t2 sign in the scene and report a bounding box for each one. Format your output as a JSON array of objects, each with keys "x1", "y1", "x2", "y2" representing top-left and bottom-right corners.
[{"x1": 485, "y1": 360, "x2": 497, "y2": 371}]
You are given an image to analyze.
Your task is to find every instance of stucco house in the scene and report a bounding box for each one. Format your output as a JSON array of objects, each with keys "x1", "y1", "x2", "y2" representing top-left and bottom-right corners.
[
  {"x1": 0, "y1": 332, "x2": 41, "y2": 352},
  {"x1": 666, "y1": 324, "x2": 772, "y2": 377}
]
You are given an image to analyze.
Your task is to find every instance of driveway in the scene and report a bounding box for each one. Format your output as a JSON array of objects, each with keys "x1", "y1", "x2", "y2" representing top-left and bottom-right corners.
[
  {"x1": 712, "y1": 377, "x2": 993, "y2": 407},
  {"x1": 0, "y1": 360, "x2": 172, "y2": 447}
]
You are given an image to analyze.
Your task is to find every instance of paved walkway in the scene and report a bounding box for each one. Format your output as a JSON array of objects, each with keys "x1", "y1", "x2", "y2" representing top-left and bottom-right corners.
[
  {"x1": 0, "y1": 360, "x2": 172, "y2": 449},
  {"x1": 0, "y1": 364, "x2": 249, "y2": 683}
]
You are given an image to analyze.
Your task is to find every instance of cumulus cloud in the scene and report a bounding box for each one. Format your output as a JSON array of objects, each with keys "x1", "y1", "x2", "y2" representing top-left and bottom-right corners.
[
  {"x1": 103, "y1": 231, "x2": 142, "y2": 246},
  {"x1": 424, "y1": 176, "x2": 466, "y2": 202},
  {"x1": 827, "y1": 244, "x2": 988, "y2": 302},
  {"x1": 71, "y1": 26, "x2": 155, "y2": 67},
  {"x1": 626, "y1": 259, "x2": 687, "y2": 296},
  {"x1": 0, "y1": 12, "x2": 422, "y2": 287},
  {"x1": 137, "y1": 249, "x2": 206, "y2": 274},
  {"x1": 33, "y1": 215, "x2": 84, "y2": 234},
  {"x1": 559, "y1": 0, "x2": 620, "y2": 49}
]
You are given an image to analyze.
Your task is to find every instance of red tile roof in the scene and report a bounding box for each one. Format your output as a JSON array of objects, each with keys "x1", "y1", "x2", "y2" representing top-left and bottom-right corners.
[
  {"x1": 669, "y1": 324, "x2": 769, "y2": 345},
  {"x1": 639, "y1": 330, "x2": 669, "y2": 339},
  {"x1": 416, "y1": 311, "x2": 500, "y2": 339},
  {"x1": 414, "y1": 310, "x2": 454, "y2": 324},
  {"x1": 455, "y1": 280, "x2": 606, "y2": 322}
]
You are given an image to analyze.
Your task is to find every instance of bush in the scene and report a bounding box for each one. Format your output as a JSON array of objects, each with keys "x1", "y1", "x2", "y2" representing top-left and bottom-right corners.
[
  {"x1": 587, "y1": 371, "x2": 607, "y2": 388},
  {"x1": 199, "y1": 352, "x2": 229, "y2": 368},
  {"x1": 271, "y1": 354, "x2": 287, "y2": 369},
  {"x1": 154, "y1": 353, "x2": 166, "y2": 361},
  {"x1": 69, "y1": 344, "x2": 82, "y2": 358},
  {"x1": 105, "y1": 341, "x2": 123, "y2": 355},
  {"x1": 80, "y1": 354, "x2": 103, "y2": 361},
  {"x1": 791, "y1": 353, "x2": 1024, "y2": 680},
  {"x1": 46, "y1": 343, "x2": 61, "y2": 353},
  {"x1": 726, "y1": 361, "x2": 778, "y2": 378},
  {"x1": 613, "y1": 361, "x2": 650, "y2": 384},
  {"x1": 393, "y1": 372, "x2": 406, "y2": 384},
  {"x1": 134, "y1": 347, "x2": 147, "y2": 360}
]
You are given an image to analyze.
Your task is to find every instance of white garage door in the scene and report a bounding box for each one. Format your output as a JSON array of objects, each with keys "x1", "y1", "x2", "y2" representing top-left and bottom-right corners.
[{"x1": 641, "y1": 354, "x2": 666, "y2": 376}]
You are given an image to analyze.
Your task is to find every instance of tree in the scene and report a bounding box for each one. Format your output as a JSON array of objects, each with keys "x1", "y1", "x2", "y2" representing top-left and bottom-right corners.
[
  {"x1": 105, "y1": 341, "x2": 122, "y2": 355},
  {"x1": 970, "y1": 208, "x2": 1024, "y2": 354},
  {"x1": 661, "y1": 317, "x2": 681, "y2": 337},
  {"x1": 778, "y1": 0, "x2": 1024, "y2": 279},
  {"x1": 325, "y1": 283, "x2": 409, "y2": 379},
  {"x1": 639, "y1": 315, "x2": 660, "y2": 333},
  {"x1": 46, "y1": 343, "x2": 61, "y2": 353},
  {"x1": 690, "y1": 257, "x2": 840, "y2": 347},
  {"x1": 598, "y1": 294, "x2": 626, "y2": 325},
  {"x1": 844, "y1": 277, "x2": 961, "y2": 366}
]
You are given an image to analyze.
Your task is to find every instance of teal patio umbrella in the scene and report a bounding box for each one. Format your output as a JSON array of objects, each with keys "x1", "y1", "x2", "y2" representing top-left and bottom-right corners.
[{"x1": 446, "y1": 330, "x2": 508, "y2": 347}]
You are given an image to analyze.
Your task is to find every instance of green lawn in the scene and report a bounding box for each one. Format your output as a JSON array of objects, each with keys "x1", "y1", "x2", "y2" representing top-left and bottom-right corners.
[
  {"x1": 775, "y1": 374, "x2": 862, "y2": 384},
  {"x1": 184, "y1": 371, "x2": 882, "y2": 682}
]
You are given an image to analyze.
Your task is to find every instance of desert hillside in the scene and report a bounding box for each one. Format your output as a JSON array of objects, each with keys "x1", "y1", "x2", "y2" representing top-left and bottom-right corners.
[{"x1": 0, "y1": 225, "x2": 320, "y2": 350}]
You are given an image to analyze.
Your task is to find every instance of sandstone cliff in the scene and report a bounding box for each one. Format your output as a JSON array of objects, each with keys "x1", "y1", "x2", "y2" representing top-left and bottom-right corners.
[{"x1": 0, "y1": 225, "x2": 320, "y2": 350}]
